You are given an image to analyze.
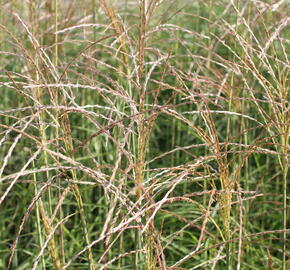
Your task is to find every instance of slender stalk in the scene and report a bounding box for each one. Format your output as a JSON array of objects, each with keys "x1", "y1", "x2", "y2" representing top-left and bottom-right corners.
[
  {"x1": 32, "y1": 159, "x2": 46, "y2": 270},
  {"x1": 39, "y1": 199, "x2": 62, "y2": 270},
  {"x1": 281, "y1": 108, "x2": 289, "y2": 270},
  {"x1": 54, "y1": 0, "x2": 58, "y2": 68},
  {"x1": 60, "y1": 112, "x2": 95, "y2": 270},
  {"x1": 282, "y1": 154, "x2": 288, "y2": 270},
  {"x1": 28, "y1": 1, "x2": 61, "y2": 267}
]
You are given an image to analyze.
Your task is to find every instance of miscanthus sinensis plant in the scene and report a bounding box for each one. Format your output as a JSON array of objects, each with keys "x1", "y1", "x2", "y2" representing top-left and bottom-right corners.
[{"x1": 0, "y1": 0, "x2": 289, "y2": 269}]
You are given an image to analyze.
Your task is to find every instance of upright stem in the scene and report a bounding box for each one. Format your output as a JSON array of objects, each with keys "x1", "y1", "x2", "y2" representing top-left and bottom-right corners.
[
  {"x1": 282, "y1": 123, "x2": 289, "y2": 270},
  {"x1": 54, "y1": 0, "x2": 58, "y2": 68},
  {"x1": 32, "y1": 159, "x2": 46, "y2": 270},
  {"x1": 60, "y1": 113, "x2": 95, "y2": 270}
]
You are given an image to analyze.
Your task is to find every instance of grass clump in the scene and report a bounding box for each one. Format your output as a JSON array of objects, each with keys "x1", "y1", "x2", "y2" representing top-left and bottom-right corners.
[{"x1": 0, "y1": 0, "x2": 289, "y2": 269}]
